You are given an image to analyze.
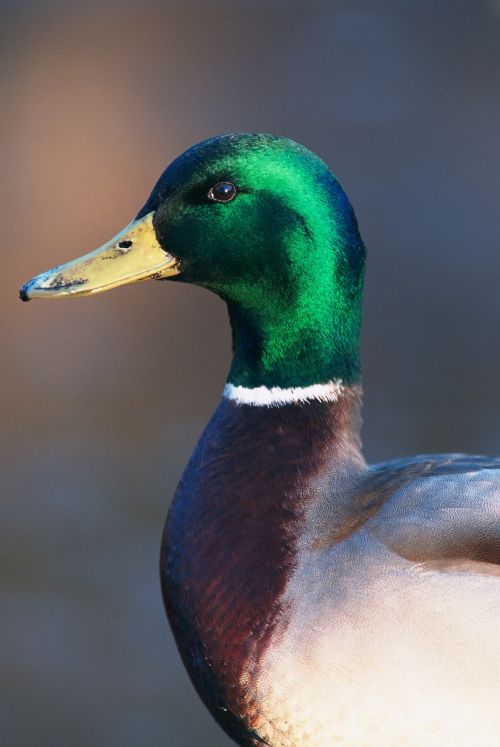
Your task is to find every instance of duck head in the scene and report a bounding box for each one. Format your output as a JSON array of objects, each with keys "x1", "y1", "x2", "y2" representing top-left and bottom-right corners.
[{"x1": 20, "y1": 133, "x2": 365, "y2": 389}]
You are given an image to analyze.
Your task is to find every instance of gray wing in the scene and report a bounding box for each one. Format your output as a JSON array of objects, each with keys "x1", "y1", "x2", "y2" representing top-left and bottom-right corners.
[{"x1": 364, "y1": 454, "x2": 500, "y2": 570}]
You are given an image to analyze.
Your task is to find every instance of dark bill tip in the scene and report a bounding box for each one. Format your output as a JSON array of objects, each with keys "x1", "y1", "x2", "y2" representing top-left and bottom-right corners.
[{"x1": 19, "y1": 284, "x2": 31, "y2": 302}]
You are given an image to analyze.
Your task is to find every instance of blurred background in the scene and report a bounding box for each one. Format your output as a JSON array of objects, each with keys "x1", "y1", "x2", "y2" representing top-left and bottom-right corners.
[{"x1": 2, "y1": 0, "x2": 500, "y2": 745}]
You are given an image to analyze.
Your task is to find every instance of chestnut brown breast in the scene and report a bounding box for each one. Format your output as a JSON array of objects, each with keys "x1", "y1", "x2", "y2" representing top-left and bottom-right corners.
[{"x1": 160, "y1": 392, "x2": 362, "y2": 744}]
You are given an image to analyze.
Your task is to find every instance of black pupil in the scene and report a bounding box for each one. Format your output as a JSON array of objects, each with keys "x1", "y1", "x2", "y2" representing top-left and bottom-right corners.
[{"x1": 213, "y1": 182, "x2": 235, "y2": 201}]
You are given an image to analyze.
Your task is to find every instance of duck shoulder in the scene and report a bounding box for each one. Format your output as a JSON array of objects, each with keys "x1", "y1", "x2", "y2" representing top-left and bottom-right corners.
[{"x1": 362, "y1": 453, "x2": 500, "y2": 573}]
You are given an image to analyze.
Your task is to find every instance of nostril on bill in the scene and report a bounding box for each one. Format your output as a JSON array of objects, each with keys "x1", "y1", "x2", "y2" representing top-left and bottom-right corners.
[{"x1": 119, "y1": 240, "x2": 133, "y2": 249}]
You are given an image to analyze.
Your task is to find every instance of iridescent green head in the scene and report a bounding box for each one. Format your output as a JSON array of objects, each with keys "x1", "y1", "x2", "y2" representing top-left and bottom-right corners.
[{"x1": 21, "y1": 133, "x2": 366, "y2": 389}]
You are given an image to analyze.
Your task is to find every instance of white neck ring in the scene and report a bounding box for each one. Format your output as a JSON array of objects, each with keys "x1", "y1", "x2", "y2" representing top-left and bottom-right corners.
[{"x1": 223, "y1": 380, "x2": 346, "y2": 407}]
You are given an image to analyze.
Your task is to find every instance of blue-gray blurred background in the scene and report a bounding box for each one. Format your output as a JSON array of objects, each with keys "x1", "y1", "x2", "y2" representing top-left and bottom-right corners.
[{"x1": 2, "y1": 1, "x2": 500, "y2": 745}]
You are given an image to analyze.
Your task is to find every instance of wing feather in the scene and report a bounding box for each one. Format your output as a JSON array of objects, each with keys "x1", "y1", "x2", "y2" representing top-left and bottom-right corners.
[{"x1": 364, "y1": 455, "x2": 500, "y2": 569}]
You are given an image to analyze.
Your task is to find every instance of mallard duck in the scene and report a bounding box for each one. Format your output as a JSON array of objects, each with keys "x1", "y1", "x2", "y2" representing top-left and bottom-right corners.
[{"x1": 20, "y1": 133, "x2": 500, "y2": 747}]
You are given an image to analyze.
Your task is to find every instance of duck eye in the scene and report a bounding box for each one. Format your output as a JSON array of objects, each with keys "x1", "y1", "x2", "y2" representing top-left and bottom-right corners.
[{"x1": 208, "y1": 181, "x2": 237, "y2": 203}]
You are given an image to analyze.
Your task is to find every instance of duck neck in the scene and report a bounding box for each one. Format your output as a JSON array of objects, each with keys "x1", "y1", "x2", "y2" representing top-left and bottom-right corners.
[{"x1": 225, "y1": 288, "x2": 362, "y2": 394}]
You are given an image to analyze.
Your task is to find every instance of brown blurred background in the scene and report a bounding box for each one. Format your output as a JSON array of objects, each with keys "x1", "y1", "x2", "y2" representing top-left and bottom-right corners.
[{"x1": 2, "y1": 1, "x2": 500, "y2": 745}]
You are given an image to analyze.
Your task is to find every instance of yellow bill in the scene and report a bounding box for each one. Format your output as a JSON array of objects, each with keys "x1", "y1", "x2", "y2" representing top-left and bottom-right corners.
[{"x1": 20, "y1": 212, "x2": 179, "y2": 301}]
